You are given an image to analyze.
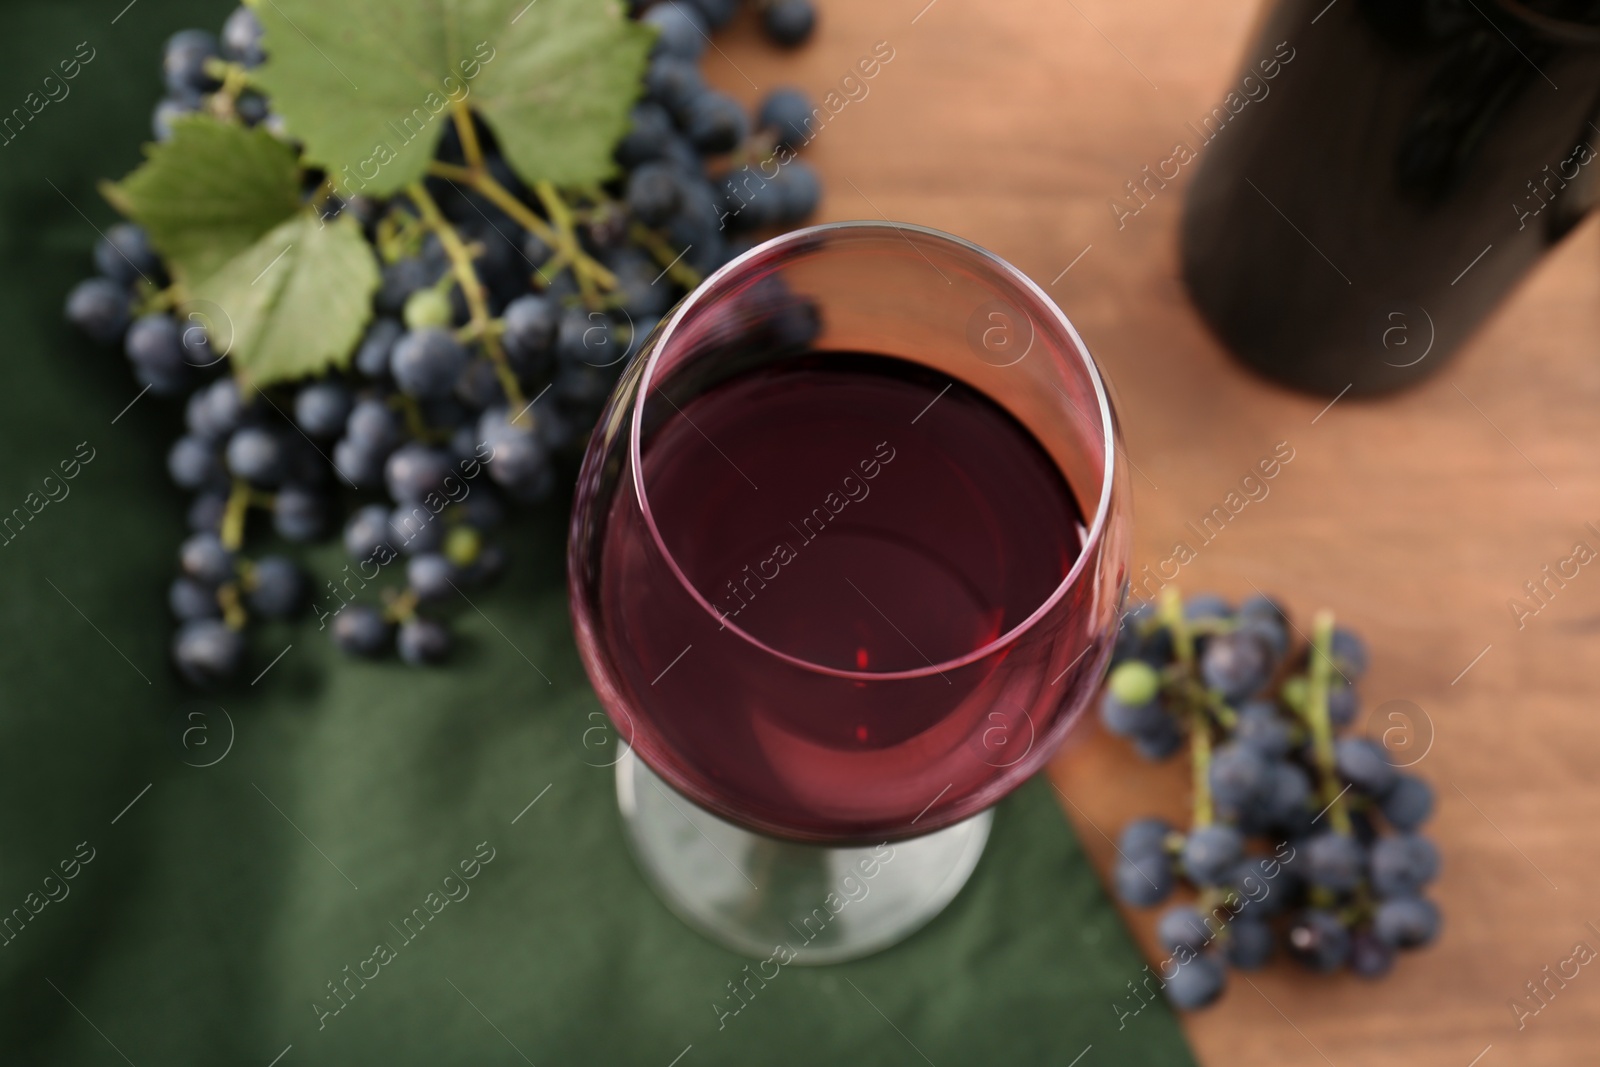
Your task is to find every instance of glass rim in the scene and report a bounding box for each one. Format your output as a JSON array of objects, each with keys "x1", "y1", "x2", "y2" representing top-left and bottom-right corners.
[{"x1": 628, "y1": 220, "x2": 1118, "y2": 681}]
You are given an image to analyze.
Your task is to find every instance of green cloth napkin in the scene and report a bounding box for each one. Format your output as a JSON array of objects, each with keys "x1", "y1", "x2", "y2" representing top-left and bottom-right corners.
[{"x1": 0, "y1": 2, "x2": 1198, "y2": 1063}]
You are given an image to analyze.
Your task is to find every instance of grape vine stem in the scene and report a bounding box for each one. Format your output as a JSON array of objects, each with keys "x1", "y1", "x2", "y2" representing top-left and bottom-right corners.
[
  {"x1": 404, "y1": 180, "x2": 527, "y2": 414},
  {"x1": 628, "y1": 221, "x2": 704, "y2": 291},
  {"x1": 1161, "y1": 588, "x2": 1214, "y2": 827},
  {"x1": 450, "y1": 102, "x2": 485, "y2": 171},
  {"x1": 423, "y1": 161, "x2": 620, "y2": 301},
  {"x1": 1305, "y1": 609, "x2": 1354, "y2": 836}
]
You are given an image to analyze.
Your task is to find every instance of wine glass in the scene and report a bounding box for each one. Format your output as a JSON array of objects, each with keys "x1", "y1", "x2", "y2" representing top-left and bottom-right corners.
[{"x1": 569, "y1": 221, "x2": 1129, "y2": 963}]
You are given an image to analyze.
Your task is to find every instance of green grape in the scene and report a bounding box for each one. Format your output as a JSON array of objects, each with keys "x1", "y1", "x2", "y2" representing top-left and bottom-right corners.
[
  {"x1": 444, "y1": 524, "x2": 481, "y2": 567},
  {"x1": 1108, "y1": 659, "x2": 1160, "y2": 706},
  {"x1": 404, "y1": 287, "x2": 452, "y2": 330}
]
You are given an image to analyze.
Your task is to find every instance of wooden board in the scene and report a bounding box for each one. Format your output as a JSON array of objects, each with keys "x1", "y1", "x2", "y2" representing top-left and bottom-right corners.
[{"x1": 705, "y1": 2, "x2": 1600, "y2": 1064}]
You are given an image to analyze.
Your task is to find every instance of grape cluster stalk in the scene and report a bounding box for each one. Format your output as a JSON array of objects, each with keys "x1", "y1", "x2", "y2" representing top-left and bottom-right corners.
[
  {"x1": 64, "y1": 0, "x2": 824, "y2": 685},
  {"x1": 1102, "y1": 589, "x2": 1441, "y2": 1010}
]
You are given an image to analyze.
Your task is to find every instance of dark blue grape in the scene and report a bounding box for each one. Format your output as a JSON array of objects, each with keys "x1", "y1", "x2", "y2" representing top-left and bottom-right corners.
[
  {"x1": 1373, "y1": 896, "x2": 1439, "y2": 949},
  {"x1": 152, "y1": 97, "x2": 197, "y2": 142},
  {"x1": 273, "y1": 484, "x2": 328, "y2": 543},
  {"x1": 248, "y1": 556, "x2": 305, "y2": 619},
  {"x1": 501, "y1": 293, "x2": 558, "y2": 367},
  {"x1": 234, "y1": 93, "x2": 267, "y2": 133},
  {"x1": 762, "y1": 0, "x2": 816, "y2": 46},
  {"x1": 773, "y1": 161, "x2": 822, "y2": 223},
  {"x1": 644, "y1": 56, "x2": 706, "y2": 119},
  {"x1": 1235, "y1": 700, "x2": 1293, "y2": 758},
  {"x1": 392, "y1": 328, "x2": 469, "y2": 400},
  {"x1": 1236, "y1": 613, "x2": 1289, "y2": 660},
  {"x1": 1331, "y1": 627, "x2": 1369, "y2": 680},
  {"x1": 643, "y1": 1, "x2": 708, "y2": 60},
  {"x1": 221, "y1": 6, "x2": 265, "y2": 66},
  {"x1": 1259, "y1": 761, "x2": 1313, "y2": 831},
  {"x1": 454, "y1": 358, "x2": 503, "y2": 410},
  {"x1": 187, "y1": 491, "x2": 227, "y2": 533},
  {"x1": 1132, "y1": 717, "x2": 1184, "y2": 761},
  {"x1": 1238, "y1": 593, "x2": 1288, "y2": 628},
  {"x1": 1099, "y1": 691, "x2": 1165, "y2": 739},
  {"x1": 1369, "y1": 834, "x2": 1440, "y2": 898},
  {"x1": 95, "y1": 224, "x2": 161, "y2": 288},
  {"x1": 398, "y1": 617, "x2": 451, "y2": 665},
  {"x1": 332, "y1": 605, "x2": 392, "y2": 658},
  {"x1": 719, "y1": 164, "x2": 781, "y2": 229},
  {"x1": 684, "y1": 0, "x2": 738, "y2": 28},
  {"x1": 658, "y1": 132, "x2": 705, "y2": 177},
  {"x1": 332, "y1": 437, "x2": 385, "y2": 489},
  {"x1": 343, "y1": 504, "x2": 394, "y2": 562},
  {"x1": 125, "y1": 314, "x2": 192, "y2": 395},
  {"x1": 1163, "y1": 954, "x2": 1225, "y2": 1011},
  {"x1": 176, "y1": 316, "x2": 216, "y2": 368},
  {"x1": 345, "y1": 396, "x2": 404, "y2": 452},
  {"x1": 1304, "y1": 831, "x2": 1366, "y2": 891},
  {"x1": 225, "y1": 427, "x2": 287, "y2": 486},
  {"x1": 1225, "y1": 918, "x2": 1274, "y2": 970},
  {"x1": 1335, "y1": 736, "x2": 1398, "y2": 797},
  {"x1": 757, "y1": 87, "x2": 817, "y2": 150},
  {"x1": 385, "y1": 443, "x2": 453, "y2": 505},
  {"x1": 180, "y1": 531, "x2": 234, "y2": 585},
  {"x1": 555, "y1": 307, "x2": 611, "y2": 367},
  {"x1": 406, "y1": 554, "x2": 456, "y2": 602},
  {"x1": 1157, "y1": 906, "x2": 1213, "y2": 954},
  {"x1": 1183, "y1": 594, "x2": 1231, "y2": 621},
  {"x1": 616, "y1": 101, "x2": 675, "y2": 167},
  {"x1": 608, "y1": 252, "x2": 673, "y2": 319},
  {"x1": 185, "y1": 378, "x2": 243, "y2": 442},
  {"x1": 1209, "y1": 742, "x2": 1269, "y2": 814},
  {"x1": 626, "y1": 161, "x2": 683, "y2": 226},
  {"x1": 294, "y1": 381, "x2": 353, "y2": 438},
  {"x1": 1200, "y1": 630, "x2": 1272, "y2": 701},
  {"x1": 1348, "y1": 929, "x2": 1395, "y2": 977},
  {"x1": 1183, "y1": 824, "x2": 1245, "y2": 886},
  {"x1": 1131, "y1": 623, "x2": 1175, "y2": 668},
  {"x1": 1113, "y1": 853, "x2": 1174, "y2": 907},
  {"x1": 493, "y1": 446, "x2": 555, "y2": 504},
  {"x1": 377, "y1": 256, "x2": 443, "y2": 316},
  {"x1": 1227, "y1": 854, "x2": 1296, "y2": 916},
  {"x1": 167, "y1": 435, "x2": 224, "y2": 491},
  {"x1": 65, "y1": 278, "x2": 132, "y2": 344},
  {"x1": 1288, "y1": 909, "x2": 1351, "y2": 971},
  {"x1": 389, "y1": 504, "x2": 445, "y2": 555},
  {"x1": 163, "y1": 29, "x2": 221, "y2": 94},
  {"x1": 1379, "y1": 774, "x2": 1434, "y2": 831},
  {"x1": 683, "y1": 90, "x2": 749, "y2": 154},
  {"x1": 355, "y1": 317, "x2": 403, "y2": 378},
  {"x1": 516, "y1": 232, "x2": 552, "y2": 280},
  {"x1": 169, "y1": 577, "x2": 219, "y2": 621},
  {"x1": 173, "y1": 618, "x2": 244, "y2": 686},
  {"x1": 1327, "y1": 679, "x2": 1359, "y2": 727},
  {"x1": 1118, "y1": 817, "x2": 1174, "y2": 859}
]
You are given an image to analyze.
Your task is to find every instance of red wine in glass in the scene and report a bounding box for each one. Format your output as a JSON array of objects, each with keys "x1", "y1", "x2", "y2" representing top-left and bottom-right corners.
[
  {"x1": 605, "y1": 350, "x2": 1088, "y2": 839},
  {"x1": 569, "y1": 222, "x2": 1129, "y2": 960}
]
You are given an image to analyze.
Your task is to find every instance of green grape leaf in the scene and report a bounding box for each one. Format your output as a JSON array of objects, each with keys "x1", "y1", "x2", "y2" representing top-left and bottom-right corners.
[
  {"x1": 187, "y1": 211, "x2": 379, "y2": 388},
  {"x1": 251, "y1": 0, "x2": 653, "y2": 197},
  {"x1": 102, "y1": 115, "x2": 302, "y2": 284}
]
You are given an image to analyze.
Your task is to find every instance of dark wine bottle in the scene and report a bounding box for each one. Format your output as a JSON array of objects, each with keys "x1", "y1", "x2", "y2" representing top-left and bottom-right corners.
[{"x1": 1182, "y1": 0, "x2": 1600, "y2": 396}]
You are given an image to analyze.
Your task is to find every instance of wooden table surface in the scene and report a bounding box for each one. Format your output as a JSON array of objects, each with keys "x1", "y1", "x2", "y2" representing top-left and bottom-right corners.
[{"x1": 704, "y1": 2, "x2": 1600, "y2": 1065}]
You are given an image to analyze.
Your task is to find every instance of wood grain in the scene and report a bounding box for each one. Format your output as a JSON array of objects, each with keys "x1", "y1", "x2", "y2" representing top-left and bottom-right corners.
[{"x1": 704, "y1": 2, "x2": 1600, "y2": 1064}]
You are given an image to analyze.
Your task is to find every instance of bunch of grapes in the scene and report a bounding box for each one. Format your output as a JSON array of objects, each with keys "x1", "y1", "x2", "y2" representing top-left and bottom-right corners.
[
  {"x1": 1102, "y1": 590, "x2": 1440, "y2": 1010},
  {"x1": 64, "y1": 0, "x2": 824, "y2": 686}
]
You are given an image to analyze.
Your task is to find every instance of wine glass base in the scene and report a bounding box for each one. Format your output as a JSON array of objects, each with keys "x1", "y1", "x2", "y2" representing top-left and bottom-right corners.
[{"x1": 616, "y1": 747, "x2": 992, "y2": 965}]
